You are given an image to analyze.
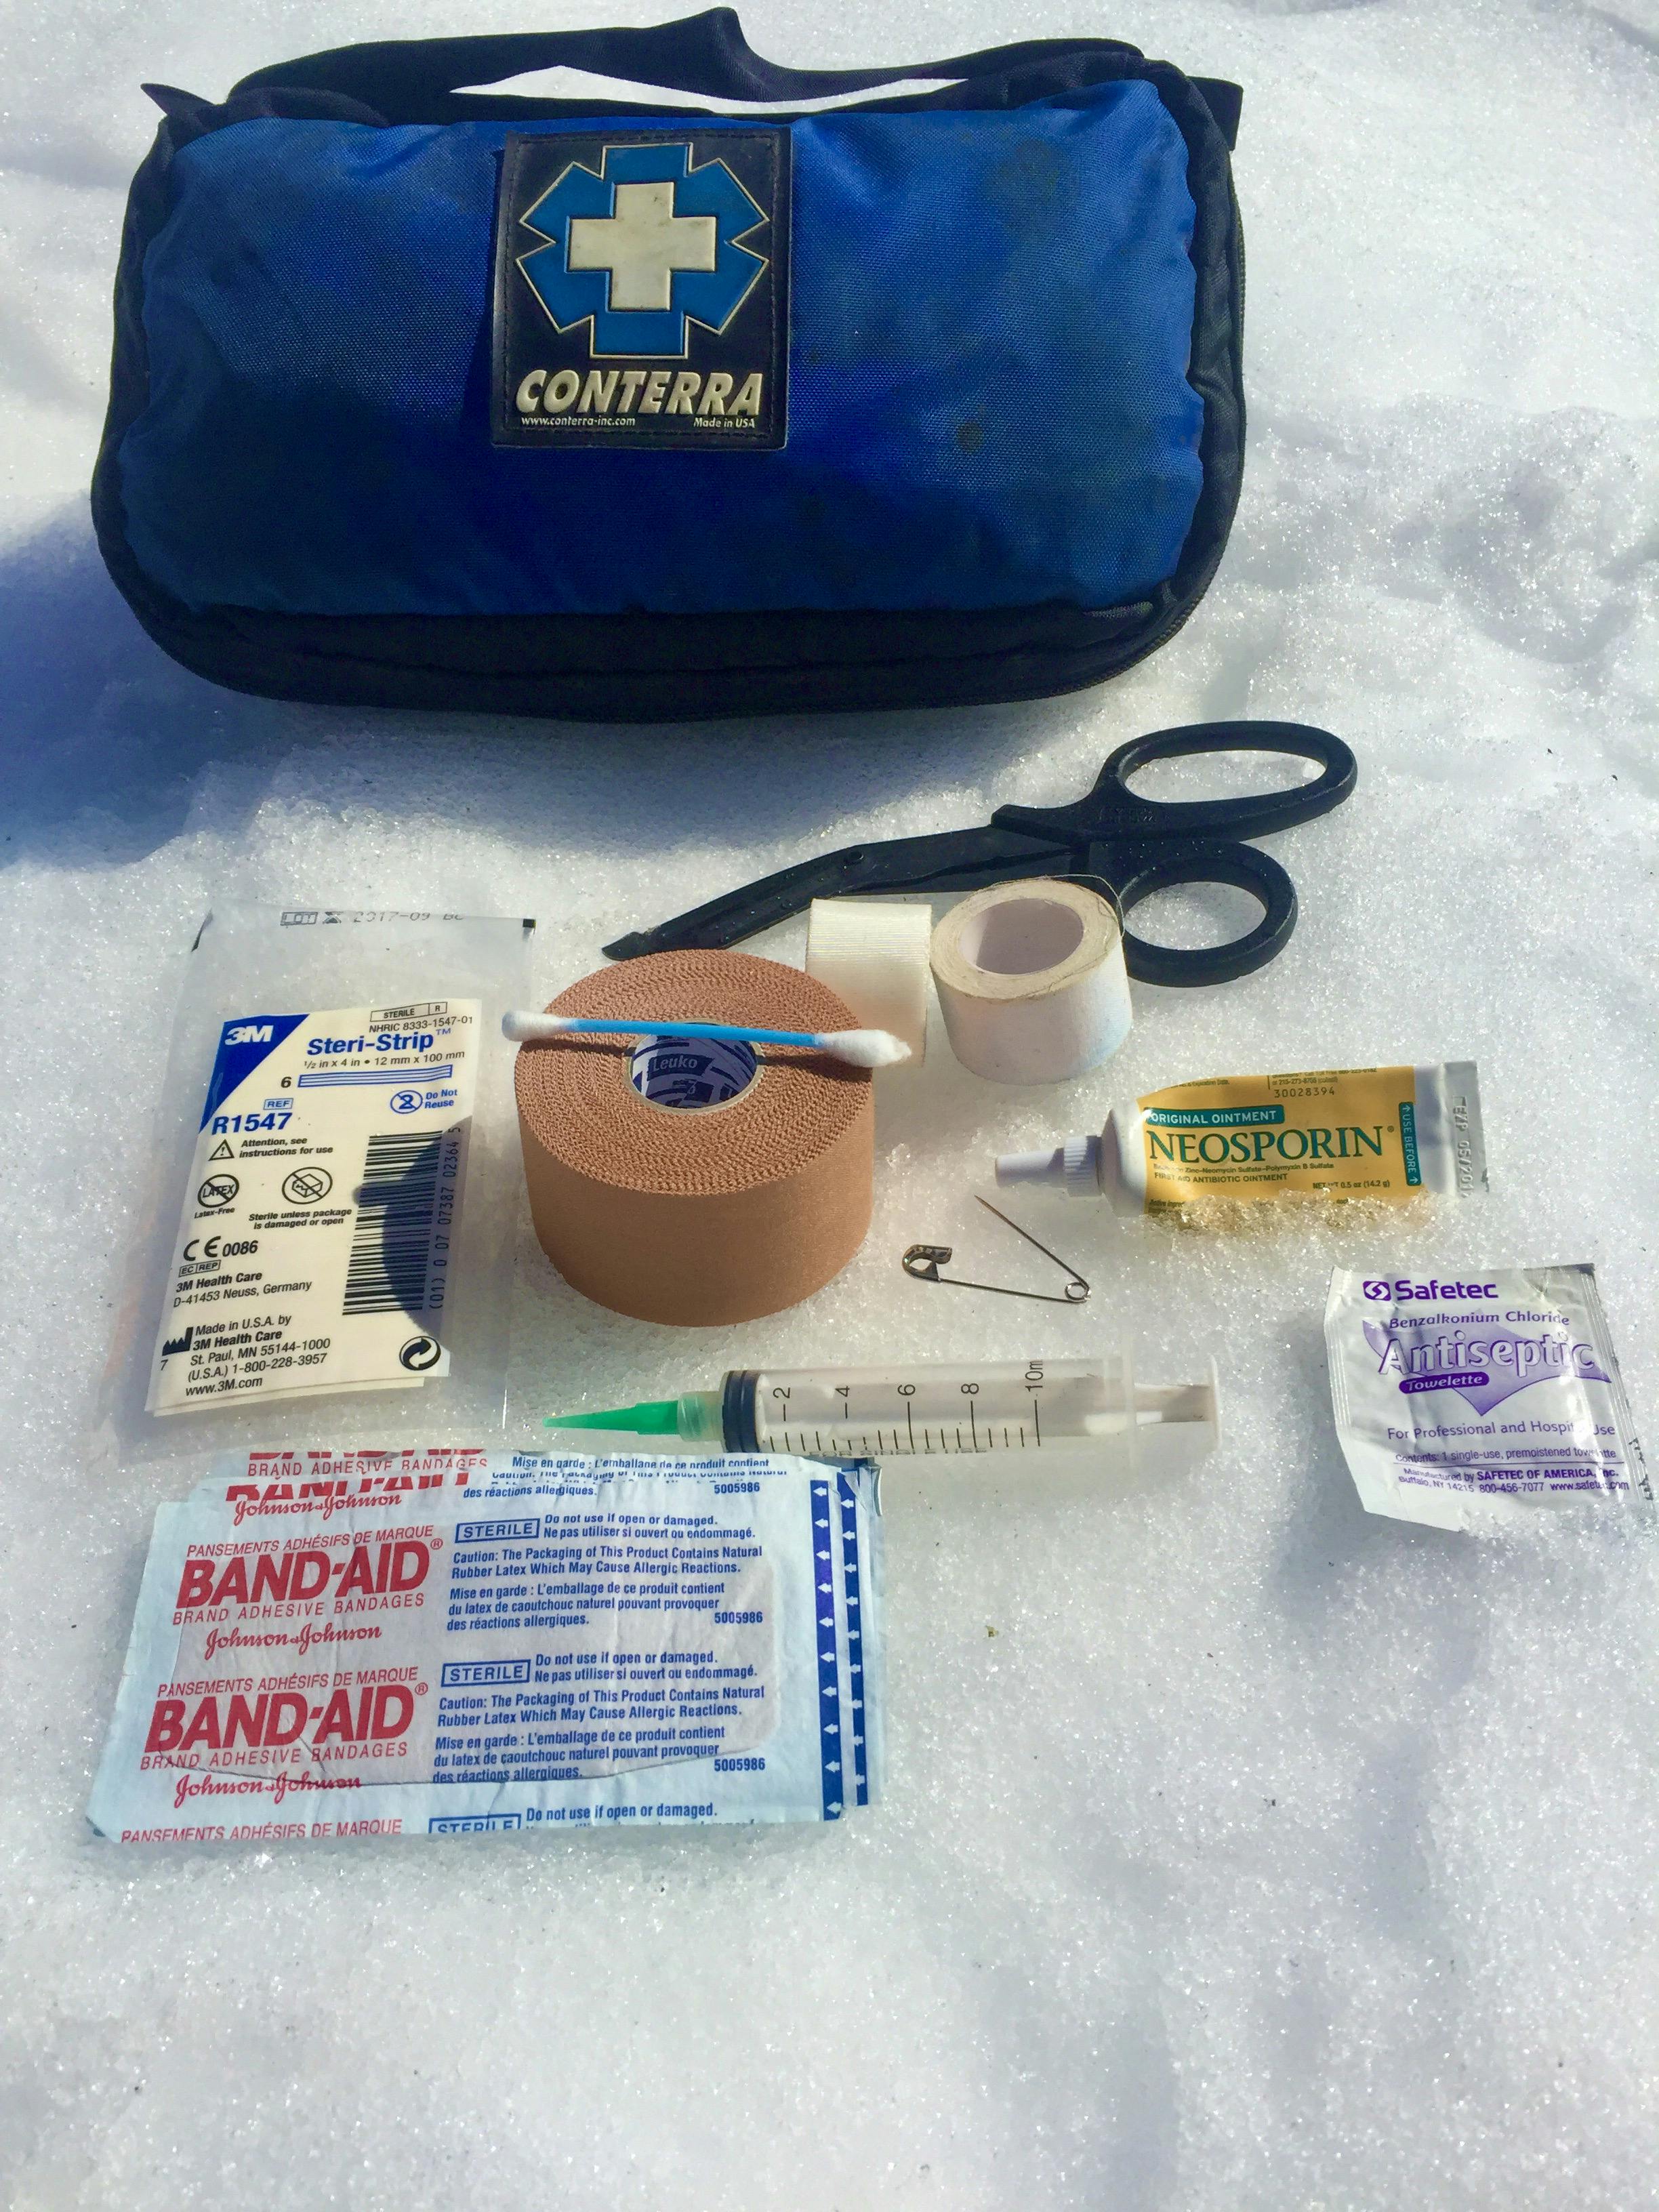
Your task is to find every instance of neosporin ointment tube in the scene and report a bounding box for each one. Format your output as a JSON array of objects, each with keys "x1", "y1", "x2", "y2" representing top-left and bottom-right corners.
[{"x1": 997, "y1": 1063, "x2": 1486, "y2": 1215}]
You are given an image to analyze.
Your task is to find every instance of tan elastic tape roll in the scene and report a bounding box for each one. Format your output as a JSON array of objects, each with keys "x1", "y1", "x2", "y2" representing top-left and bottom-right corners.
[
  {"x1": 805, "y1": 897, "x2": 932, "y2": 1063},
  {"x1": 930, "y1": 877, "x2": 1132, "y2": 1084},
  {"x1": 514, "y1": 949, "x2": 873, "y2": 1326}
]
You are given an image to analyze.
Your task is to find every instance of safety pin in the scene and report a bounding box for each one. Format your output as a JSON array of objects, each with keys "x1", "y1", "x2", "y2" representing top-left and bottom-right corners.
[{"x1": 903, "y1": 1197, "x2": 1090, "y2": 1305}]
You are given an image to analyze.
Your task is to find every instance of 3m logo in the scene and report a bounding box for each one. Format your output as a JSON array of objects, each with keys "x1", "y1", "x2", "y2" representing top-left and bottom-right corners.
[
  {"x1": 201, "y1": 1013, "x2": 306, "y2": 1128},
  {"x1": 493, "y1": 129, "x2": 788, "y2": 451}
]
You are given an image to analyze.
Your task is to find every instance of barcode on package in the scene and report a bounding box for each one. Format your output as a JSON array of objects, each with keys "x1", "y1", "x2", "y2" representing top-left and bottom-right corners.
[{"x1": 344, "y1": 1132, "x2": 448, "y2": 1316}]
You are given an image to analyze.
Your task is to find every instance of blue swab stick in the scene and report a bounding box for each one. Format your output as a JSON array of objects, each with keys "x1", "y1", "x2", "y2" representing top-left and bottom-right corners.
[{"x1": 501, "y1": 1010, "x2": 912, "y2": 1069}]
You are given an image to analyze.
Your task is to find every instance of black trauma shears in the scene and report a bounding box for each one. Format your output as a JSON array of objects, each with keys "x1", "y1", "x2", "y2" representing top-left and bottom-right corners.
[{"x1": 604, "y1": 721, "x2": 1357, "y2": 986}]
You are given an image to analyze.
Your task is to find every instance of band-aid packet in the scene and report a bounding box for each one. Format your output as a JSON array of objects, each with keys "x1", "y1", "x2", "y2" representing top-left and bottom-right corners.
[{"x1": 89, "y1": 1449, "x2": 881, "y2": 1843}]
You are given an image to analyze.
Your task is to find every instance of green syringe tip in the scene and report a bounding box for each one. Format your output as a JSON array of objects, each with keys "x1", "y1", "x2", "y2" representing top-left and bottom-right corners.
[{"x1": 544, "y1": 1398, "x2": 681, "y2": 1435}]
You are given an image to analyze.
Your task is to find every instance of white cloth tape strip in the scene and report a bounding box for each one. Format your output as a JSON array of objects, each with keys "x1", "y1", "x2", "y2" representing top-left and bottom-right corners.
[
  {"x1": 805, "y1": 898, "x2": 933, "y2": 1065},
  {"x1": 928, "y1": 878, "x2": 1132, "y2": 1084}
]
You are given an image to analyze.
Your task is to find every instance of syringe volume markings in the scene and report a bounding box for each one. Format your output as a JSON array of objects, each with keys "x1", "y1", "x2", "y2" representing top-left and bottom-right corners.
[{"x1": 545, "y1": 1351, "x2": 1218, "y2": 1466}]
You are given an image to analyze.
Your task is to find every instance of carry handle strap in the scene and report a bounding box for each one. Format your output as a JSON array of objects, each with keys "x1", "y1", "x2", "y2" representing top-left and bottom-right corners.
[
  {"x1": 234, "y1": 9, "x2": 1134, "y2": 104},
  {"x1": 230, "y1": 9, "x2": 1240, "y2": 143}
]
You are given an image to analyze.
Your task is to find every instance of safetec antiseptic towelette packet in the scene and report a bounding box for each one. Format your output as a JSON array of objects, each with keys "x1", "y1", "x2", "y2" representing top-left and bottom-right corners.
[
  {"x1": 89, "y1": 1448, "x2": 880, "y2": 1844},
  {"x1": 1324, "y1": 1265, "x2": 1650, "y2": 1531}
]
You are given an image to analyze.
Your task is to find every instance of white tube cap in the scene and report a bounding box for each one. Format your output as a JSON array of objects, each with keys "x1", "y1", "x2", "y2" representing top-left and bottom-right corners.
[{"x1": 995, "y1": 1133, "x2": 1103, "y2": 1198}]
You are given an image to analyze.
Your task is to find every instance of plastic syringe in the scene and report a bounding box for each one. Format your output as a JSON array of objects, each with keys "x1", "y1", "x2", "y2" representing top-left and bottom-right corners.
[{"x1": 547, "y1": 1353, "x2": 1218, "y2": 1470}]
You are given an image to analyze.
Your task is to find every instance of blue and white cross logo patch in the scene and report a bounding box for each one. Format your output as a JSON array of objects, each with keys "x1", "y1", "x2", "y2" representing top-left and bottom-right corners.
[
  {"x1": 493, "y1": 128, "x2": 789, "y2": 450},
  {"x1": 518, "y1": 142, "x2": 769, "y2": 359}
]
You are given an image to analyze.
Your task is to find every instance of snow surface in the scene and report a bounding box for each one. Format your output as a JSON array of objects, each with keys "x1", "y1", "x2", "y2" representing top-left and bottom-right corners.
[{"x1": 3, "y1": 1, "x2": 1658, "y2": 2205}]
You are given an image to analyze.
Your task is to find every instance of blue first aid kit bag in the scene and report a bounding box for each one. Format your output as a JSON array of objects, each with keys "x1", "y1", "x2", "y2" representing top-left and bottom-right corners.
[{"x1": 93, "y1": 11, "x2": 1246, "y2": 720}]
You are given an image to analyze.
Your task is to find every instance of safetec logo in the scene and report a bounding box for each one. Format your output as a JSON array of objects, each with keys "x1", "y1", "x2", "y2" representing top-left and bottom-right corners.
[{"x1": 1362, "y1": 1278, "x2": 1499, "y2": 1301}]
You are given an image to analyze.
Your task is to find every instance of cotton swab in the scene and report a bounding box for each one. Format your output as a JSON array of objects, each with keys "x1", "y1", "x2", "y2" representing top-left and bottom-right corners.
[{"x1": 501, "y1": 1010, "x2": 912, "y2": 1069}]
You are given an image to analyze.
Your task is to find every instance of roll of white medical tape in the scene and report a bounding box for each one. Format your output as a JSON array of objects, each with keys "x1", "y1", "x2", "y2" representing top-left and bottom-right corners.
[
  {"x1": 804, "y1": 898, "x2": 932, "y2": 1065},
  {"x1": 929, "y1": 878, "x2": 1132, "y2": 1084}
]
